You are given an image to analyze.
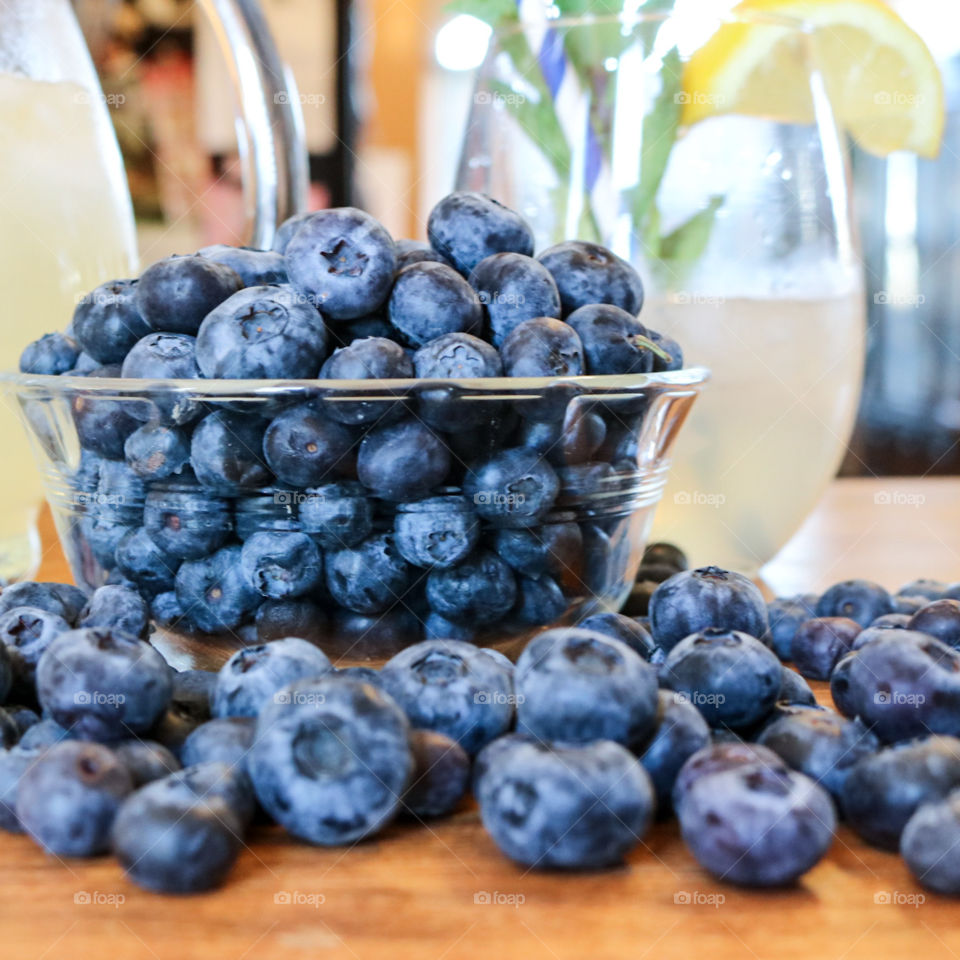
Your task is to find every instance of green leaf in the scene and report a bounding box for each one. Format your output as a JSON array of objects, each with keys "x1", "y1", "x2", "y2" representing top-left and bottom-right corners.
[
  {"x1": 488, "y1": 78, "x2": 572, "y2": 178},
  {"x1": 444, "y1": 0, "x2": 517, "y2": 27},
  {"x1": 659, "y1": 195, "x2": 724, "y2": 261}
]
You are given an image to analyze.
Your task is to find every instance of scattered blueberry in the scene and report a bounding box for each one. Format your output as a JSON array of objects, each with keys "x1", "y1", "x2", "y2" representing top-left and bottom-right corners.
[
  {"x1": 908, "y1": 599, "x2": 960, "y2": 647},
  {"x1": 403, "y1": 729, "x2": 470, "y2": 818},
  {"x1": 901, "y1": 792, "x2": 960, "y2": 894},
  {"x1": 791, "y1": 616, "x2": 861, "y2": 680},
  {"x1": 815, "y1": 579, "x2": 894, "y2": 628},
  {"x1": 767, "y1": 593, "x2": 819, "y2": 661},
  {"x1": 181, "y1": 716, "x2": 257, "y2": 769},
  {"x1": 577, "y1": 612, "x2": 662, "y2": 662},
  {"x1": 113, "y1": 740, "x2": 181, "y2": 786}
]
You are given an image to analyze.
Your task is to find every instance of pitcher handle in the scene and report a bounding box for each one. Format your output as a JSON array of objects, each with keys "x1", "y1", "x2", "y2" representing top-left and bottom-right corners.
[{"x1": 196, "y1": 0, "x2": 309, "y2": 249}]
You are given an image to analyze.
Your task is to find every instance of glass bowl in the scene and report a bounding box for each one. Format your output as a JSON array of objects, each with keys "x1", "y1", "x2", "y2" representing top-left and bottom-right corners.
[{"x1": 4, "y1": 368, "x2": 707, "y2": 668}]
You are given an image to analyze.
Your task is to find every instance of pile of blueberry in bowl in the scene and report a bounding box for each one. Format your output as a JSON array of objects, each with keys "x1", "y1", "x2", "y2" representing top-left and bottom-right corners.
[{"x1": 9, "y1": 192, "x2": 706, "y2": 666}]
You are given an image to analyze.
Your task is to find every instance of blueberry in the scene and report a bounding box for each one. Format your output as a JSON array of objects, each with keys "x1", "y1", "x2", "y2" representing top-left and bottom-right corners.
[
  {"x1": 518, "y1": 404, "x2": 607, "y2": 466},
  {"x1": 427, "y1": 192, "x2": 534, "y2": 276},
  {"x1": 249, "y1": 676, "x2": 413, "y2": 844},
  {"x1": 328, "y1": 609, "x2": 420, "y2": 661},
  {"x1": 501, "y1": 317, "x2": 584, "y2": 384},
  {"x1": 336, "y1": 665, "x2": 386, "y2": 687},
  {"x1": 815, "y1": 579, "x2": 894, "y2": 627},
  {"x1": 426, "y1": 550, "x2": 517, "y2": 625},
  {"x1": 394, "y1": 238, "x2": 450, "y2": 270},
  {"x1": 240, "y1": 531, "x2": 324, "y2": 599},
  {"x1": 19, "y1": 719, "x2": 74, "y2": 749},
  {"x1": 113, "y1": 740, "x2": 181, "y2": 787},
  {"x1": 475, "y1": 735, "x2": 654, "y2": 869},
  {"x1": 790, "y1": 616, "x2": 860, "y2": 679},
  {"x1": 491, "y1": 522, "x2": 582, "y2": 584},
  {"x1": 71, "y1": 279, "x2": 152, "y2": 363},
  {"x1": 171, "y1": 669, "x2": 216, "y2": 722},
  {"x1": 77, "y1": 584, "x2": 149, "y2": 639},
  {"x1": 577, "y1": 612, "x2": 662, "y2": 662},
  {"x1": 672, "y1": 742, "x2": 787, "y2": 815},
  {"x1": 115, "y1": 527, "x2": 179, "y2": 594},
  {"x1": 864, "y1": 612, "x2": 912, "y2": 631},
  {"x1": 387, "y1": 261, "x2": 481, "y2": 346},
  {"x1": 196, "y1": 244, "x2": 287, "y2": 285},
  {"x1": 0, "y1": 746, "x2": 41, "y2": 832},
  {"x1": 150, "y1": 590, "x2": 189, "y2": 630},
  {"x1": 464, "y1": 447, "x2": 559, "y2": 528},
  {"x1": 842, "y1": 736, "x2": 960, "y2": 850},
  {"x1": 336, "y1": 313, "x2": 394, "y2": 344},
  {"x1": 15, "y1": 741, "x2": 133, "y2": 856},
  {"x1": 908, "y1": 599, "x2": 960, "y2": 647},
  {"x1": 756, "y1": 707, "x2": 878, "y2": 801},
  {"x1": 395, "y1": 496, "x2": 479, "y2": 568},
  {"x1": 233, "y1": 490, "x2": 299, "y2": 541},
  {"x1": 285, "y1": 207, "x2": 397, "y2": 320},
  {"x1": 37, "y1": 628, "x2": 172, "y2": 741},
  {"x1": 641, "y1": 541, "x2": 687, "y2": 572},
  {"x1": 660, "y1": 628, "x2": 782, "y2": 729},
  {"x1": 899, "y1": 578, "x2": 947, "y2": 601},
  {"x1": 196, "y1": 285, "x2": 330, "y2": 378},
  {"x1": 536, "y1": 240, "x2": 644, "y2": 318},
  {"x1": 112, "y1": 771, "x2": 244, "y2": 893},
  {"x1": 121, "y1": 333, "x2": 201, "y2": 424},
  {"x1": 181, "y1": 716, "x2": 256, "y2": 769},
  {"x1": 71, "y1": 371, "x2": 140, "y2": 459},
  {"x1": 423, "y1": 612, "x2": 477, "y2": 643},
  {"x1": 648, "y1": 329, "x2": 684, "y2": 372},
  {"x1": 515, "y1": 627, "x2": 658, "y2": 748},
  {"x1": 124, "y1": 422, "x2": 192, "y2": 480},
  {"x1": 357, "y1": 419, "x2": 451, "y2": 501},
  {"x1": 679, "y1": 761, "x2": 835, "y2": 886},
  {"x1": 513, "y1": 575, "x2": 567, "y2": 625},
  {"x1": 20, "y1": 332, "x2": 81, "y2": 374},
  {"x1": 320, "y1": 336, "x2": 413, "y2": 425},
  {"x1": 143, "y1": 485, "x2": 233, "y2": 560},
  {"x1": 767, "y1": 593, "x2": 819, "y2": 660},
  {"x1": 271, "y1": 211, "x2": 313, "y2": 254},
  {"x1": 778, "y1": 664, "x2": 817, "y2": 705},
  {"x1": 325, "y1": 533, "x2": 415, "y2": 615},
  {"x1": 298, "y1": 482, "x2": 373, "y2": 548},
  {"x1": 0, "y1": 710, "x2": 19, "y2": 749},
  {"x1": 190, "y1": 411, "x2": 272, "y2": 495},
  {"x1": 175, "y1": 545, "x2": 262, "y2": 633},
  {"x1": 0, "y1": 606, "x2": 66, "y2": 682},
  {"x1": 566, "y1": 303, "x2": 654, "y2": 375},
  {"x1": 403, "y1": 729, "x2": 470, "y2": 818},
  {"x1": 213, "y1": 638, "x2": 331, "y2": 719},
  {"x1": 901, "y1": 792, "x2": 960, "y2": 894},
  {"x1": 135, "y1": 254, "x2": 243, "y2": 335},
  {"x1": 830, "y1": 632, "x2": 960, "y2": 742},
  {"x1": 638, "y1": 690, "x2": 711, "y2": 812},
  {"x1": 894, "y1": 594, "x2": 928, "y2": 615},
  {"x1": 263, "y1": 403, "x2": 357, "y2": 487},
  {"x1": 649, "y1": 566, "x2": 769, "y2": 653},
  {"x1": 381, "y1": 639, "x2": 515, "y2": 754}
]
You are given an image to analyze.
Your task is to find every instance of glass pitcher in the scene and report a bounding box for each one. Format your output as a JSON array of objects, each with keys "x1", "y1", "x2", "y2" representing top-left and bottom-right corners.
[{"x1": 0, "y1": 0, "x2": 307, "y2": 583}]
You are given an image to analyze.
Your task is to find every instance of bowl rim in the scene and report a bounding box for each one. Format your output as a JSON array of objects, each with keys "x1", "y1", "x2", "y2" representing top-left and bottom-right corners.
[{"x1": 0, "y1": 366, "x2": 711, "y2": 397}]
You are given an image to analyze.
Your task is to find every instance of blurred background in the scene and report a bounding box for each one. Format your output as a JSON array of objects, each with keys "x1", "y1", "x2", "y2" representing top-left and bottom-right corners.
[{"x1": 73, "y1": 0, "x2": 959, "y2": 479}]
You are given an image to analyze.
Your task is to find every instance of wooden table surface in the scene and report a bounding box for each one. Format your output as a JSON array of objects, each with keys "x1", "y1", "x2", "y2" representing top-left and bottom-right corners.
[{"x1": 6, "y1": 477, "x2": 960, "y2": 960}]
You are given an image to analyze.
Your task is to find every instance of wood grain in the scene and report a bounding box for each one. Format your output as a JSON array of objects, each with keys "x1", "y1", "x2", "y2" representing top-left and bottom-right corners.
[{"x1": 5, "y1": 479, "x2": 960, "y2": 960}]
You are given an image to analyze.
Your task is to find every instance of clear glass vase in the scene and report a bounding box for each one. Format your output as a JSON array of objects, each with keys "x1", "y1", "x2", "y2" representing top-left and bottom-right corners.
[{"x1": 456, "y1": 11, "x2": 865, "y2": 575}]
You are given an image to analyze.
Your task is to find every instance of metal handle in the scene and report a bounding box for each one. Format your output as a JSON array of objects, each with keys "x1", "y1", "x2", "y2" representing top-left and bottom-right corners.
[{"x1": 197, "y1": 0, "x2": 309, "y2": 249}]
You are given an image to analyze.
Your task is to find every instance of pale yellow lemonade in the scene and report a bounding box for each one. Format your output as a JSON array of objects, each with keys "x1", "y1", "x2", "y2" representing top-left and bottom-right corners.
[
  {"x1": 647, "y1": 290, "x2": 865, "y2": 574},
  {"x1": 0, "y1": 72, "x2": 137, "y2": 580}
]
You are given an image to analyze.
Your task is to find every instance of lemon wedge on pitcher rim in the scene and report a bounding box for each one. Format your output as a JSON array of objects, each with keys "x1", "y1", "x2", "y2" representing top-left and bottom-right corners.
[{"x1": 680, "y1": 0, "x2": 944, "y2": 157}]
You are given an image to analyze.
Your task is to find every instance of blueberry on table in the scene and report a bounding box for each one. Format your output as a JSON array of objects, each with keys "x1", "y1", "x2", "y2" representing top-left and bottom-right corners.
[
  {"x1": 249, "y1": 677, "x2": 413, "y2": 845},
  {"x1": 395, "y1": 496, "x2": 480, "y2": 568},
  {"x1": 536, "y1": 240, "x2": 644, "y2": 318},
  {"x1": 271, "y1": 211, "x2": 313, "y2": 254},
  {"x1": 577, "y1": 612, "x2": 662, "y2": 661},
  {"x1": 790, "y1": 616, "x2": 860, "y2": 679},
  {"x1": 566, "y1": 303, "x2": 655, "y2": 375},
  {"x1": 196, "y1": 244, "x2": 287, "y2": 286},
  {"x1": 381, "y1": 639, "x2": 515, "y2": 754},
  {"x1": 830, "y1": 631, "x2": 960, "y2": 742},
  {"x1": 77, "y1": 584, "x2": 149, "y2": 638},
  {"x1": 113, "y1": 740, "x2": 181, "y2": 787},
  {"x1": 20, "y1": 332, "x2": 80, "y2": 375},
  {"x1": 908, "y1": 598, "x2": 960, "y2": 647},
  {"x1": 240, "y1": 531, "x2": 324, "y2": 600},
  {"x1": 298, "y1": 481, "x2": 373, "y2": 548},
  {"x1": 114, "y1": 527, "x2": 179, "y2": 595},
  {"x1": 171, "y1": 669, "x2": 216, "y2": 722},
  {"x1": 641, "y1": 541, "x2": 688, "y2": 572},
  {"x1": 263, "y1": 402, "x2": 357, "y2": 488},
  {"x1": 403, "y1": 729, "x2": 470, "y2": 819},
  {"x1": 357, "y1": 419, "x2": 451, "y2": 501},
  {"x1": 679, "y1": 761, "x2": 836, "y2": 887},
  {"x1": 181, "y1": 716, "x2": 257, "y2": 770},
  {"x1": 285, "y1": 207, "x2": 397, "y2": 320},
  {"x1": 0, "y1": 606, "x2": 66, "y2": 683},
  {"x1": 124, "y1": 422, "x2": 192, "y2": 480},
  {"x1": 70, "y1": 278, "x2": 152, "y2": 364},
  {"x1": 649, "y1": 566, "x2": 769, "y2": 653},
  {"x1": 899, "y1": 578, "x2": 948, "y2": 601},
  {"x1": 815, "y1": 578, "x2": 894, "y2": 627},
  {"x1": 756, "y1": 707, "x2": 878, "y2": 801},
  {"x1": 320, "y1": 336, "x2": 414, "y2": 425},
  {"x1": 0, "y1": 746, "x2": 41, "y2": 832},
  {"x1": 325, "y1": 533, "x2": 415, "y2": 616},
  {"x1": 515, "y1": 627, "x2": 659, "y2": 748},
  {"x1": 190, "y1": 410, "x2": 273, "y2": 495},
  {"x1": 387, "y1": 261, "x2": 482, "y2": 346},
  {"x1": 143, "y1": 485, "x2": 233, "y2": 560},
  {"x1": 464, "y1": 447, "x2": 560, "y2": 528},
  {"x1": 135, "y1": 254, "x2": 243, "y2": 335},
  {"x1": 901, "y1": 792, "x2": 960, "y2": 894},
  {"x1": 427, "y1": 192, "x2": 534, "y2": 276},
  {"x1": 475, "y1": 735, "x2": 655, "y2": 870},
  {"x1": 500, "y1": 317, "x2": 584, "y2": 380},
  {"x1": 394, "y1": 238, "x2": 450, "y2": 270},
  {"x1": 174, "y1": 545, "x2": 262, "y2": 634},
  {"x1": 767, "y1": 593, "x2": 819, "y2": 660},
  {"x1": 660, "y1": 628, "x2": 781, "y2": 730},
  {"x1": 426, "y1": 550, "x2": 517, "y2": 626},
  {"x1": 196, "y1": 284, "x2": 330, "y2": 379},
  {"x1": 467, "y1": 252, "x2": 562, "y2": 345},
  {"x1": 778, "y1": 664, "x2": 817, "y2": 705}
]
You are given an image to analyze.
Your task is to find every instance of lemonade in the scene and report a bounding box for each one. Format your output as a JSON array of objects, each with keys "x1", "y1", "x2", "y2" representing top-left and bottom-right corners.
[
  {"x1": 0, "y1": 72, "x2": 136, "y2": 581},
  {"x1": 647, "y1": 290, "x2": 865, "y2": 574}
]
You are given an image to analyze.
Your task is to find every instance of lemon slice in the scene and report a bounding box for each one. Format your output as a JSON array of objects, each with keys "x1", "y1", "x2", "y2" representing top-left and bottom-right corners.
[{"x1": 681, "y1": 0, "x2": 944, "y2": 157}]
